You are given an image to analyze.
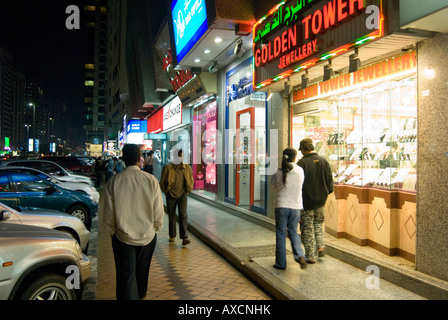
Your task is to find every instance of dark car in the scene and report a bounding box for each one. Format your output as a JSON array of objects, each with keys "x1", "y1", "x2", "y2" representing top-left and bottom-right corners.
[
  {"x1": 40, "y1": 156, "x2": 94, "y2": 178},
  {"x1": 0, "y1": 169, "x2": 97, "y2": 230}
]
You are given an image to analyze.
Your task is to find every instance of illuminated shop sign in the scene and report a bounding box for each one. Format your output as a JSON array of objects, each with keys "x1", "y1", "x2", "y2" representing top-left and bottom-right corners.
[
  {"x1": 171, "y1": 0, "x2": 208, "y2": 63},
  {"x1": 162, "y1": 48, "x2": 194, "y2": 92},
  {"x1": 147, "y1": 97, "x2": 183, "y2": 133},
  {"x1": 292, "y1": 51, "x2": 416, "y2": 103},
  {"x1": 127, "y1": 120, "x2": 148, "y2": 134},
  {"x1": 227, "y1": 77, "x2": 255, "y2": 104},
  {"x1": 144, "y1": 133, "x2": 167, "y2": 140},
  {"x1": 163, "y1": 96, "x2": 183, "y2": 130},
  {"x1": 253, "y1": 0, "x2": 385, "y2": 89}
]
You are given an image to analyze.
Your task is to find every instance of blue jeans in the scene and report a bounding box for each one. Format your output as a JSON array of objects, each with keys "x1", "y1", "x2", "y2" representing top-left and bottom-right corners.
[{"x1": 274, "y1": 208, "x2": 305, "y2": 269}]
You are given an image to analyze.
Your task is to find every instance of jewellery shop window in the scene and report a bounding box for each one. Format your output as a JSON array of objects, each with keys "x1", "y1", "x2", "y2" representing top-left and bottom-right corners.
[{"x1": 292, "y1": 76, "x2": 417, "y2": 192}]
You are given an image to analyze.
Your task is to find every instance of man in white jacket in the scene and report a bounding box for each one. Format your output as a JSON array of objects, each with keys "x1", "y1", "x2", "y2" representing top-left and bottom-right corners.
[{"x1": 103, "y1": 144, "x2": 164, "y2": 300}]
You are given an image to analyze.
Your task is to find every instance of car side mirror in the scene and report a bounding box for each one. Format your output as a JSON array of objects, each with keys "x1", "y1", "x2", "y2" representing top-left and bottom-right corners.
[{"x1": 0, "y1": 210, "x2": 11, "y2": 221}]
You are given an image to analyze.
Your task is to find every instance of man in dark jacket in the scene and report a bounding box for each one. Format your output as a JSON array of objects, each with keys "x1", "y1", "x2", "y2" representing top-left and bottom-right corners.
[{"x1": 297, "y1": 138, "x2": 334, "y2": 263}]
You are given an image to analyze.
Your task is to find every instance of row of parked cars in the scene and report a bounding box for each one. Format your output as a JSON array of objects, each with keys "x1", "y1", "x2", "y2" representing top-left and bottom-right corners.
[{"x1": 0, "y1": 157, "x2": 98, "y2": 300}]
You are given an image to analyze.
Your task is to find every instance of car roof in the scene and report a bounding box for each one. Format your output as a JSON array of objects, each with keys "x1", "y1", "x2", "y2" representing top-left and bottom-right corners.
[
  {"x1": 0, "y1": 166, "x2": 50, "y2": 176},
  {"x1": 0, "y1": 159, "x2": 66, "y2": 168}
]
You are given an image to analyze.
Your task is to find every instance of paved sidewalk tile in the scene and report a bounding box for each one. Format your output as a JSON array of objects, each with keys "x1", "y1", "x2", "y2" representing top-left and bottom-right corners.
[{"x1": 96, "y1": 211, "x2": 272, "y2": 300}]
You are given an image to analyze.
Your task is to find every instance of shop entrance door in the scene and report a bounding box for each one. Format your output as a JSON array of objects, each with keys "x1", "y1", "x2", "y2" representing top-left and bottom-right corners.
[{"x1": 235, "y1": 107, "x2": 255, "y2": 209}]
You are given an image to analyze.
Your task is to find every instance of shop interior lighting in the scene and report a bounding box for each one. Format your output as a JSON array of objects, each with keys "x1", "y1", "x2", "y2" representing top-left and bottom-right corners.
[
  {"x1": 323, "y1": 59, "x2": 334, "y2": 81},
  {"x1": 194, "y1": 58, "x2": 201, "y2": 63},
  {"x1": 204, "y1": 49, "x2": 211, "y2": 54},
  {"x1": 214, "y1": 37, "x2": 222, "y2": 43}
]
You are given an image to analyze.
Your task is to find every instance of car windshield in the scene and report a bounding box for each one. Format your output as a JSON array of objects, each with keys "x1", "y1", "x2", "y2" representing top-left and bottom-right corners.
[
  {"x1": 65, "y1": 168, "x2": 75, "y2": 174},
  {"x1": 76, "y1": 158, "x2": 90, "y2": 165}
]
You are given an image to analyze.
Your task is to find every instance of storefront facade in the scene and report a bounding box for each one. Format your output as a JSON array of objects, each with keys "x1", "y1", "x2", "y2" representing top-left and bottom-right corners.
[
  {"x1": 291, "y1": 51, "x2": 418, "y2": 261},
  {"x1": 224, "y1": 57, "x2": 269, "y2": 215},
  {"x1": 250, "y1": 0, "x2": 436, "y2": 264}
]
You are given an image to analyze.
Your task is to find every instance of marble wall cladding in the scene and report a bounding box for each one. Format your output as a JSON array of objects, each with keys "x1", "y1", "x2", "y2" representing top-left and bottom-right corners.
[
  {"x1": 267, "y1": 92, "x2": 290, "y2": 219},
  {"x1": 416, "y1": 33, "x2": 448, "y2": 281}
]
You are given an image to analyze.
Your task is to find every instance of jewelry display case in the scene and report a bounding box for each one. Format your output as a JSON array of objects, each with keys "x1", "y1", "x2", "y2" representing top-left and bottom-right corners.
[
  {"x1": 292, "y1": 73, "x2": 417, "y2": 262},
  {"x1": 328, "y1": 77, "x2": 417, "y2": 192}
]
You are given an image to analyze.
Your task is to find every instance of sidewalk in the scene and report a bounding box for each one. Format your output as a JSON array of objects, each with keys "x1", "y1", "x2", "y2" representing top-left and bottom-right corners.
[
  {"x1": 182, "y1": 194, "x2": 429, "y2": 300},
  {"x1": 84, "y1": 188, "x2": 448, "y2": 300}
]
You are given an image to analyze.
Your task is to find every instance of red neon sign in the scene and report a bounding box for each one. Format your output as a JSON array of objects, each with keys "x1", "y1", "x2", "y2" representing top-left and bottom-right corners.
[{"x1": 253, "y1": 0, "x2": 385, "y2": 89}]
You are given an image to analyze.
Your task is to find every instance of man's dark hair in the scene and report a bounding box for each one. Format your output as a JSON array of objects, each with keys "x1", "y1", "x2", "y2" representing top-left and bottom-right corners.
[
  {"x1": 299, "y1": 138, "x2": 315, "y2": 152},
  {"x1": 122, "y1": 144, "x2": 141, "y2": 167}
]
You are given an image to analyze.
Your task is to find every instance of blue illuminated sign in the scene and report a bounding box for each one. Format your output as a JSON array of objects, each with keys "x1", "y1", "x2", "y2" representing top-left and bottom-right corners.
[
  {"x1": 171, "y1": 0, "x2": 208, "y2": 63},
  {"x1": 227, "y1": 77, "x2": 254, "y2": 104},
  {"x1": 127, "y1": 120, "x2": 147, "y2": 134}
]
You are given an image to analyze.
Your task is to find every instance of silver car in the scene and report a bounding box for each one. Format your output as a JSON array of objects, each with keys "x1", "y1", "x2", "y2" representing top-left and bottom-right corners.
[
  {"x1": 0, "y1": 223, "x2": 91, "y2": 300},
  {"x1": 0, "y1": 159, "x2": 94, "y2": 186},
  {"x1": 0, "y1": 202, "x2": 90, "y2": 252},
  {"x1": 0, "y1": 166, "x2": 100, "y2": 203}
]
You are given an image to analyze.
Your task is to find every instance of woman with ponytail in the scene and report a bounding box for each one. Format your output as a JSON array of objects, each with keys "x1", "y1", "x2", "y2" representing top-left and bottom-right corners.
[{"x1": 270, "y1": 148, "x2": 307, "y2": 270}]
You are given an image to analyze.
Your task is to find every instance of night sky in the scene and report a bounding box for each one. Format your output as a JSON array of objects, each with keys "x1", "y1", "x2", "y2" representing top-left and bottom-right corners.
[{"x1": 0, "y1": 0, "x2": 91, "y2": 148}]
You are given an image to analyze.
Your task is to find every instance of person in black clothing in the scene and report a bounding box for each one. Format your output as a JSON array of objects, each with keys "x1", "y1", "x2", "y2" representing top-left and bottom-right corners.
[
  {"x1": 94, "y1": 157, "x2": 103, "y2": 188},
  {"x1": 297, "y1": 138, "x2": 334, "y2": 263}
]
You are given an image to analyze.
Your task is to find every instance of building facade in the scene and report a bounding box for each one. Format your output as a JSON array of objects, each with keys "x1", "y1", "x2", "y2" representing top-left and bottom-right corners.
[
  {"x1": 84, "y1": 1, "x2": 107, "y2": 151},
  {"x1": 104, "y1": 0, "x2": 448, "y2": 283}
]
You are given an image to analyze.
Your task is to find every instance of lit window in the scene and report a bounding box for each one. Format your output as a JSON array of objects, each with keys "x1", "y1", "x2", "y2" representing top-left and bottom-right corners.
[
  {"x1": 85, "y1": 64, "x2": 94, "y2": 70},
  {"x1": 86, "y1": 6, "x2": 96, "y2": 11},
  {"x1": 87, "y1": 22, "x2": 95, "y2": 28},
  {"x1": 100, "y1": 6, "x2": 107, "y2": 13},
  {"x1": 85, "y1": 81, "x2": 94, "y2": 87}
]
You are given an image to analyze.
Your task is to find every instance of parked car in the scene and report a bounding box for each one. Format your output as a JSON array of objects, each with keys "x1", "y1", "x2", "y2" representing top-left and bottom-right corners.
[
  {"x1": 0, "y1": 202, "x2": 90, "y2": 252},
  {"x1": 75, "y1": 156, "x2": 95, "y2": 165},
  {"x1": 0, "y1": 169, "x2": 98, "y2": 230},
  {"x1": 0, "y1": 159, "x2": 94, "y2": 186},
  {"x1": 0, "y1": 167, "x2": 99, "y2": 203},
  {"x1": 40, "y1": 156, "x2": 94, "y2": 178},
  {"x1": 0, "y1": 222, "x2": 90, "y2": 300}
]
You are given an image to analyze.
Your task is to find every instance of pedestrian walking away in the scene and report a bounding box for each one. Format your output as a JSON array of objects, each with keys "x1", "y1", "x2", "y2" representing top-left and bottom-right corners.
[
  {"x1": 94, "y1": 156, "x2": 103, "y2": 188},
  {"x1": 102, "y1": 144, "x2": 164, "y2": 300},
  {"x1": 152, "y1": 149, "x2": 162, "y2": 181},
  {"x1": 271, "y1": 148, "x2": 307, "y2": 270},
  {"x1": 105, "y1": 157, "x2": 115, "y2": 183},
  {"x1": 115, "y1": 156, "x2": 126, "y2": 173},
  {"x1": 297, "y1": 138, "x2": 334, "y2": 263},
  {"x1": 160, "y1": 149, "x2": 194, "y2": 246},
  {"x1": 143, "y1": 150, "x2": 154, "y2": 174}
]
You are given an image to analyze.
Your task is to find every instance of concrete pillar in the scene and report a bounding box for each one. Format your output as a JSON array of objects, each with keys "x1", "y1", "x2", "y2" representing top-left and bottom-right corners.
[{"x1": 416, "y1": 33, "x2": 448, "y2": 281}]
